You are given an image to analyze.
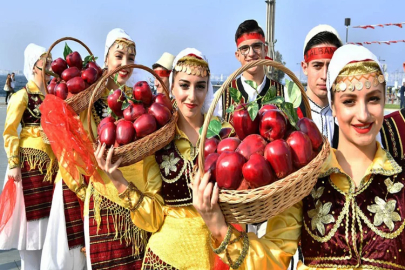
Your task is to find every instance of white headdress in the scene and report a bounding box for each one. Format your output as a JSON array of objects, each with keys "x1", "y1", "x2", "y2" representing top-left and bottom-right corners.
[
  {"x1": 24, "y1": 43, "x2": 46, "y2": 81},
  {"x1": 303, "y1": 25, "x2": 342, "y2": 55},
  {"x1": 170, "y1": 48, "x2": 220, "y2": 116}
]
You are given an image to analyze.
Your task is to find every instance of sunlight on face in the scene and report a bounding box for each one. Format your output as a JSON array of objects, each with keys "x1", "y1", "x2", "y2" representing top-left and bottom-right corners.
[{"x1": 105, "y1": 43, "x2": 135, "y2": 86}]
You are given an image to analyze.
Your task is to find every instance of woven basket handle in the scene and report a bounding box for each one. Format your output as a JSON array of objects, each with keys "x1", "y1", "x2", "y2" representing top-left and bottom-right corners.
[
  {"x1": 87, "y1": 63, "x2": 171, "y2": 142},
  {"x1": 198, "y1": 59, "x2": 311, "y2": 171},
  {"x1": 42, "y1": 37, "x2": 95, "y2": 94}
]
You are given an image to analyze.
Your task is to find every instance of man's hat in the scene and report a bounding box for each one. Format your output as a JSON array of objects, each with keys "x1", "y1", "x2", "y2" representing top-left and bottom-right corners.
[
  {"x1": 303, "y1": 25, "x2": 342, "y2": 55},
  {"x1": 154, "y1": 52, "x2": 175, "y2": 70}
]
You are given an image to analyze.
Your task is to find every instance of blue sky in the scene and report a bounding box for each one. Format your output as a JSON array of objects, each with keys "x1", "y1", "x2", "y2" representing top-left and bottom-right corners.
[{"x1": 0, "y1": 0, "x2": 404, "y2": 81}]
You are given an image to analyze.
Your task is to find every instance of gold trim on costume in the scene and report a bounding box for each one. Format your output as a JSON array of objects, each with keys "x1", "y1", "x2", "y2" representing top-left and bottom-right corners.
[
  {"x1": 114, "y1": 38, "x2": 136, "y2": 55},
  {"x1": 174, "y1": 56, "x2": 210, "y2": 77}
]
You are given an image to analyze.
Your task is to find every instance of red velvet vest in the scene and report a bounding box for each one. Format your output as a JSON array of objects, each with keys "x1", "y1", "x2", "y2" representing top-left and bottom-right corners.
[
  {"x1": 301, "y1": 156, "x2": 405, "y2": 269},
  {"x1": 21, "y1": 87, "x2": 43, "y2": 127}
]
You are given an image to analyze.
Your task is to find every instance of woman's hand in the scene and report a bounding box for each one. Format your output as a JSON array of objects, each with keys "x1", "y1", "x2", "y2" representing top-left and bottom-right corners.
[
  {"x1": 8, "y1": 167, "x2": 22, "y2": 183},
  {"x1": 94, "y1": 143, "x2": 128, "y2": 193},
  {"x1": 192, "y1": 170, "x2": 228, "y2": 242}
]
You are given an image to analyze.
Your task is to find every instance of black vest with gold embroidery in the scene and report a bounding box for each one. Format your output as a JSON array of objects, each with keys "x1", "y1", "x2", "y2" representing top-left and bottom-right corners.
[
  {"x1": 381, "y1": 108, "x2": 405, "y2": 160},
  {"x1": 155, "y1": 141, "x2": 196, "y2": 207},
  {"x1": 21, "y1": 87, "x2": 43, "y2": 127}
]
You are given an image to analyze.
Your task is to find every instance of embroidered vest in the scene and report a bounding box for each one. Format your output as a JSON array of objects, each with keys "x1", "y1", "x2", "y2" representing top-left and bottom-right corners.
[
  {"x1": 381, "y1": 108, "x2": 405, "y2": 160},
  {"x1": 221, "y1": 77, "x2": 284, "y2": 125},
  {"x1": 21, "y1": 87, "x2": 43, "y2": 127},
  {"x1": 155, "y1": 141, "x2": 197, "y2": 207},
  {"x1": 301, "y1": 158, "x2": 405, "y2": 269}
]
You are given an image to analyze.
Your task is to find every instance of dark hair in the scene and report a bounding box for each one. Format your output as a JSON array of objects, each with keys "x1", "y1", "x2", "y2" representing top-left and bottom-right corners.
[
  {"x1": 152, "y1": 63, "x2": 168, "y2": 70},
  {"x1": 235, "y1": 20, "x2": 265, "y2": 43},
  {"x1": 11, "y1": 72, "x2": 15, "y2": 75},
  {"x1": 304, "y1": 31, "x2": 342, "y2": 56}
]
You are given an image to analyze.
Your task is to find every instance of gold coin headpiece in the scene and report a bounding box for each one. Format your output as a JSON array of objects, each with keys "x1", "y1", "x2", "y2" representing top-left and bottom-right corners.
[
  {"x1": 174, "y1": 55, "x2": 210, "y2": 77},
  {"x1": 114, "y1": 38, "x2": 136, "y2": 55},
  {"x1": 332, "y1": 61, "x2": 385, "y2": 92}
]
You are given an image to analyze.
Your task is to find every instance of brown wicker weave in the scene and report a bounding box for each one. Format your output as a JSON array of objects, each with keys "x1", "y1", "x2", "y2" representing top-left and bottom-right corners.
[
  {"x1": 39, "y1": 127, "x2": 50, "y2": 145},
  {"x1": 198, "y1": 59, "x2": 330, "y2": 224},
  {"x1": 42, "y1": 37, "x2": 105, "y2": 114},
  {"x1": 87, "y1": 63, "x2": 178, "y2": 167}
]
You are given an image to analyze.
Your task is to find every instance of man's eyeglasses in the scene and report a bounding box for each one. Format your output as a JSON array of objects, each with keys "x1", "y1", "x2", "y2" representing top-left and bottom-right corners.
[{"x1": 238, "y1": 42, "x2": 264, "y2": 56}]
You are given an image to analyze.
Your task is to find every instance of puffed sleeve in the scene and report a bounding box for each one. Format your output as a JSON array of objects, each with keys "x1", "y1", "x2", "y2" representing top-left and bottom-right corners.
[
  {"x1": 3, "y1": 90, "x2": 28, "y2": 168},
  {"x1": 118, "y1": 155, "x2": 165, "y2": 233},
  {"x1": 213, "y1": 201, "x2": 302, "y2": 270}
]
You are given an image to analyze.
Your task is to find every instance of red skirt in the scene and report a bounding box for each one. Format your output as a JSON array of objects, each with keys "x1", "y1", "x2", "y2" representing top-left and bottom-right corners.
[
  {"x1": 21, "y1": 161, "x2": 54, "y2": 221},
  {"x1": 88, "y1": 195, "x2": 144, "y2": 270}
]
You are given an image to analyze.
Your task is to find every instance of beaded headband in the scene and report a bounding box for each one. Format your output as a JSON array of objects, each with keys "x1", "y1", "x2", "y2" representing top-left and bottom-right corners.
[
  {"x1": 174, "y1": 55, "x2": 210, "y2": 77},
  {"x1": 114, "y1": 38, "x2": 136, "y2": 55},
  {"x1": 332, "y1": 61, "x2": 385, "y2": 92}
]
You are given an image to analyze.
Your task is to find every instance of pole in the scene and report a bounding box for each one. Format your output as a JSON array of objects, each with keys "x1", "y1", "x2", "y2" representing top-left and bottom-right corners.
[
  {"x1": 265, "y1": 0, "x2": 276, "y2": 78},
  {"x1": 344, "y1": 18, "x2": 351, "y2": 44}
]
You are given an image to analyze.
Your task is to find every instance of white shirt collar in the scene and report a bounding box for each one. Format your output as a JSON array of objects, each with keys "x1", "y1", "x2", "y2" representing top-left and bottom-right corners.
[{"x1": 240, "y1": 74, "x2": 267, "y2": 102}]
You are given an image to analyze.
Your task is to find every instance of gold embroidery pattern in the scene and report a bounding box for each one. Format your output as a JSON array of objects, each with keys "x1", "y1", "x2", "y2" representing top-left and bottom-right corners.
[
  {"x1": 385, "y1": 119, "x2": 399, "y2": 158},
  {"x1": 308, "y1": 200, "x2": 335, "y2": 236},
  {"x1": 384, "y1": 177, "x2": 404, "y2": 194},
  {"x1": 363, "y1": 257, "x2": 405, "y2": 269},
  {"x1": 310, "y1": 186, "x2": 325, "y2": 200},
  {"x1": 160, "y1": 153, "x2": 180, "y2": 176}
]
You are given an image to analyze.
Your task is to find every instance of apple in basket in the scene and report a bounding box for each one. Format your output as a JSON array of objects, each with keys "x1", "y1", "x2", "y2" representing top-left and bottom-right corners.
[
  {"x1": 236, "y1": 134, "x2": 267, "y2": 160},
  {"x1": 51, "y1": 58, "x2": 68, "y2": 76},
  {"x1": 99, "y1": 122, "x2": 116, "y2": 146},
  {"x1": 66, "y1": 51, "x2": 83, "y2": 70},
  {"x1": 148, "y1": 103, "x2": 172, "y2": 127},
  {"x1": 258, "y1": 104, "x2": 278, "y2": 117},
  {"x1": 133, "y1": 114, "x2": 157, "y2": 138},
  {"x1": 133, "y1": 81, "x2": 153, "y2": 106},
  {"x1": 286, "y1": 131, "x2": 313, "y2": 169},
  {"x1": 297, "y1": 118, "x2": 323, "y2": 151},
  {"x1": 204, "y1": 153, "x2": 220, "y2": 183},
  {"x1": 217, "y1": 137, "x2": 241, "y2": 154},
  {"x1": 116, "y1": 120, "x2": 136, "y2": 145},
  {"x1": 232, "y1": 104, "x2": 259, "y2": 140},
  {"x1": 216, "y1": 151, "x2": 245, "y2": 189},
  {"x1": 47, "y1": 82, "x2": 57, "y2": 95},
  {"x1": 61, "y1": 67, "x2": 81, "y2": 82},
  {"x1": 81, "y1": 67, "x2": 98, "y2": 85},
  {"x1": 67, "y1": 77, "x2": 86, "y2": 94},
  {"x1": 204, "y1": 138, "x2": 219, "y2": 158},
  {"x1": 154, "y1": 93, "x2": 173, "y2": 111},
  {"x1": 123, "y1": 103, "x2": 146, "y2": 122},
  {"x1": 86, "y1": 62, "x2": 103, "y2": 78},
  {"x1": 259, "y1": 110, "x2": 287, "y2": 142},
  {"x1": 218, "y1": 127, "x2": 235, "y2": 140},
  {"x1": 242, "y1": 153, "x2": 276, "y2": 188},
  {"x1": 97, "y1": 116, "x2": 115, "y2": 135},
  {"x1": 264, "y1": 139, "x2": 293, "y2": 179},
  {"x1": 55, "y1": 83, "x2": 68, "y2": 100},
  {"x1": 108, "y1": 89, "x2": 127, "y2": 117}
]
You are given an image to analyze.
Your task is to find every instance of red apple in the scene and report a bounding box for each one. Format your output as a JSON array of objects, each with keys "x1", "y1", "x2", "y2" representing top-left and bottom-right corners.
[
  {"x1": 81, "y1": 67, "x2": 98, "y2": 85},
  {"x1": 51, "y1": 58, "x2": 67, "y2": 76},
  {"x1": 236, "y1": 134, "x2": 267, "y2": 160},
  {"x1": 286, "y1": 131, "x2": 313, "y2": 169},
  {"x1": 297, "y1": 117, "x2": 323, "y2": 151},
  {"x1": 47, "y1": 82, "x2": 57, "y2": 95},
  {"x1": 67, "y1": 77, "x2": 86, "y2": 94},
  {"x1": 123, "y1": 103, "x2": 145, "y2": 122},
  {"x1": 204, "y1": 153, "x2": 220, "y2": 182},
  {"x1": 86, "y1": 62, "x2": 103, "y2": 78},
  {"x1": 55, "y1": 83, "x2": 68, "y2": 100},
  {"x1": 107, "y1": 89, "x2": 127, "y2": 117},
  {"x1": 66, "y1": 51, "x2": 82, "y2": 70},
  {"x1": 116, "y1": 120, "x2": 135, "y2": 145},
  {"x1": 154, "y1": 93, "x2": 173, "y2": 111},
  {"x1": 99, "y1": 122, "x2": 116, "y2": 146},
  {"x1": 264, "y1": 139, "x2": 293, "y2": 179},
  {"x1": 260, "y1": 110, "x2": 287, "y2": 142},
  {"x1": 242, "y1": 153, "x2": 276, "y2": 188},
  {"x1": 133, "y1": 114, "x2": 157, "y2": 137},
  {"x1": 232, "y1": 104, "x2": 259, "y2": 140},
  {"x1": 204, "y1": 138, "x2": 219, "y2": 159},
  {"x1": 259, "y1": 104, "x2": 278, "y2": 116},
  {"x1": 61, "y1": 67, "x2": 81, "y2": 82},
  {"x1": 97, "y1": 116, "x2": 115, "y2": 135},
  {"x1": 218, "y1": 127, "x2": 235, "y2": 139},
  {"x1": 133, "y1": 81, "x2": 153, "y2": 106},
  {"x1": 148, "y1": 103, "x2": 172, "y2": 127},
  {"x1": 216, "y1": 151, "x2": 245, "y2": 189},
  {"x1": 217, "y1": 137, "x2": 241, "y2": 154}
]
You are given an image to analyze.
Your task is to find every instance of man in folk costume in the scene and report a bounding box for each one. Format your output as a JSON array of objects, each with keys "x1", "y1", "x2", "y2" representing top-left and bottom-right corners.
[
  {"x1": 152, "y1": 52, "x2": 175, "y2": 94},
  {"x1": 380, "y1": 107, "x2": 405, "y2": 160},
  {"x1": 0, "y1": 43, "x2": 58, "y2": 269},
  {"x1": 301, "y1": 25, "x2": 343, "y2": 148},
  {"x1": 219, "y1": 19, "x2": 285, "y2": 124}
]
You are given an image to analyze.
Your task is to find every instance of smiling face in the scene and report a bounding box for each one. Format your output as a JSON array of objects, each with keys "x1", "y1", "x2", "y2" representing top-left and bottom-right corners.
[
  {"x1": 332, "y1": 77, "x2": 385, "y2": 148},
  {"x1": 105, "y1": 41, "x2": 135, "y2": 86},
  {"x1": 235, "y1": 38, "x2": 268, "y2": 75},
  {"x1": 172, "y1": 71, "x2": 208, "y2": 120}
]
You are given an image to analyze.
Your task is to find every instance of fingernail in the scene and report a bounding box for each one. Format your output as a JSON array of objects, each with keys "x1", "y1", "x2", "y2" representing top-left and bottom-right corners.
[{"x1": 102, "y1": 143, "x2": 106, "y2": 147}]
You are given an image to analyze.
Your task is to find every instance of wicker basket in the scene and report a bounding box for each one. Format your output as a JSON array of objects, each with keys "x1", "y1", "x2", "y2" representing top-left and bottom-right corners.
[
  {"x1": 198, "y1": 59, "x2": 330, "y2": 224},
  {"x1": 39, "y1": 127, "x2": 50, "y2": 144},
  {"x1": 87, "y1": 64, "x2": 178, "y2": 167},
  {"x1": 42, "y1": 37, "x2": 105, "y2": 114}
]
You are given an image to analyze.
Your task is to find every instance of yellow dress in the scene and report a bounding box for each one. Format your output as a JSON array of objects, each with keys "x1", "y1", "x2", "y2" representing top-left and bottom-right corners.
[
  {"x1": 118, "y1": 117, "x2": 232, "y2": 270},
  {"x1": 214, "y1": 142, "x2": 405, "y2": 269}
]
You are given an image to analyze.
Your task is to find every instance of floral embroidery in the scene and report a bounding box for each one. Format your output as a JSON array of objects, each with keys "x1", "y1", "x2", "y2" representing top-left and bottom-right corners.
[
  {"x1": 308, "y1": 200, "x2": 335, "y2": 236},
  {"x1": 311, "y1": 186, "x2": 325, "y2": 200},
  {"x1": 160, "y1": 153, "x2": 180, "y2": 176},
  {"x1": 367, "y1": 196, "x2": 401, "y2": 231},
  {"x1": 384, "y1": 178, "x2": 404, "y2": 194}
]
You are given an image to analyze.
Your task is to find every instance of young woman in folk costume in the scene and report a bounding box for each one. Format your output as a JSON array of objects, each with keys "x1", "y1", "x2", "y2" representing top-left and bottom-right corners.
[
  {"x1": 0, "y1": 44, "x2": 58, "y2": 269},
  {"x1": 94, "y1": 48, "x2": 234, "y2": 269},
  {"x1": 193, "y1": 44, "x2": 405, "y2": 269}
]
